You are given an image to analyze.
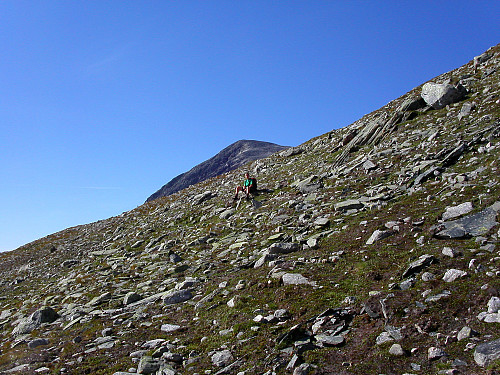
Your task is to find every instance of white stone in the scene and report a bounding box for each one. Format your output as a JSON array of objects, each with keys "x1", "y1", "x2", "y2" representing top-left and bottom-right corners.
[
  {"x1": 442, "y1": 269, "x2": 467, "y2": 282},
  {"x1": 428, "y1": 347, "x2": 446, "y2": 360},
  {"x1": 160, "y1": 324, "x2": 182, "y2": 333},
  {"x1": 389, "y1": 343, "x2": 404, "y2": 356},
  {"x1": 442, "y1": 202, "x2": 473, "y2": 221},
  {"x1": 211, "y1": 349, "x2": 233, "y2": 367},
  {"x1": 487, "y1": 297, "x2": 500, "y2": 313}
]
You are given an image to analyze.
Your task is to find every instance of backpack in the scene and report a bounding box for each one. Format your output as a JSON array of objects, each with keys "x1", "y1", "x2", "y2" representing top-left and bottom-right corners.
[{"x1": 249, "y1": 178, "x2": 257, "y2": 193}]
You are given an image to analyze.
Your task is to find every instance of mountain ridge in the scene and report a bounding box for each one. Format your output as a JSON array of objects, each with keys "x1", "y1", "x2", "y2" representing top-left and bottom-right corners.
[{"x1": 0, "y1": 44, "x2": 499, "y2": 375}]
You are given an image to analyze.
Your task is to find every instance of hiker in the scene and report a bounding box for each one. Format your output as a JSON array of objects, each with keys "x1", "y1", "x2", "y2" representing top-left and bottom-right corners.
[{"x1": 234, "y1": 173, "x2": 257, "y2": 200}]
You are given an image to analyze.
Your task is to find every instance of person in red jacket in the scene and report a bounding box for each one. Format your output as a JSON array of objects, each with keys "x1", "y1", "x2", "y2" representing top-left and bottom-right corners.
[{"x1": 234, "y1": 173, "x2": 257, "y2": 200}]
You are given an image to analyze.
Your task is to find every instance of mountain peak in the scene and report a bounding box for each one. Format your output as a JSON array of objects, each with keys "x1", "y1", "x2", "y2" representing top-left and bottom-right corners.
[{"x1": 146, "y1": 139, "x2": 289, "y2": 202}]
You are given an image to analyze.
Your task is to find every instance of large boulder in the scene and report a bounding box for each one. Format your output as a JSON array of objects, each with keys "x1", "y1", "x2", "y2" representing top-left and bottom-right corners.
[
  {"x1": 421, "y1": 82, "x2": 467, "y2": 109},
  {"x1": 12, "y1": 307, "x2": 59, "y2": 337},
  {"x1": 474, "y1": 338, "x2": 500, "y2": 367}
]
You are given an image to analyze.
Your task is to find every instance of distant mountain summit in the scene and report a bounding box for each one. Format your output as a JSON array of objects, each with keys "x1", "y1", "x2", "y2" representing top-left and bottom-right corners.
[{"x1": 146, "y1": 140, "x2": 289, "y2": 202}]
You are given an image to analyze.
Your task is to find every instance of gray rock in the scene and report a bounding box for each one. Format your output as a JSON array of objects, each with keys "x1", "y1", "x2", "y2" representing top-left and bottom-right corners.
[
  {"x1": 488, "y1": 297, "x2": 500, "y2": 313},
  {"x1": 137, "y1": 355, "x2": 161, "y2": 374},
  {"x1": 131, "y1": 240, "x2": 145, "y2": 249},
  {"x1": 428, "y1": 347, "x2": 446, "y2": 360},
  {"x1": 402, "y1": 254, "x2": 437, "y2": 278},
  {"x1": 124, "y1": 292, "x2": 143, "y2": 305},
  {"x1": 457, "y1": 326, "x2": 478, "y2": 341},
  {"x1": 27, "y1": 338, "x2": 49, "y2": 349},
  {"x1": 362, "y1": 160, "x2": 377, "y2": 171},
  {"x1": 334, "y1": 199, "x2": 364, "y2": 212},
  {"x1": 442, "y1": 247, "x2": 460, "y2": 258},
  {"x1": 281, "y1": 147, "x2": 303, "y2": 157},
  {"x1": 315, "y1": 334, "x2": 344, "y2": 346},
  {"x1": 421, "y1": 272, "x2": 436, "y2": 281},
  {"x1": 254, "y1": 253, "x2": 277, "y2": 268},
  {"x1": 5, "y1": 364, "x2": 31, "y2": 373},
  {"x1": 162, "y1": 289, "x2": 193, "y2": 305},
  {"x1": 175, "y1": 277, "x2": 201, "y2": 290},
  {"x1": 389, "y1": 343, "x2": 404, "y2": 356},
  {"x1": 441, "y1": 142, "x2": 467, "y2": 167},
  {"x1": 458, "y1": 102, "x2": 475, "y2": 120},
  {"x1": 162, "y1": 352, "x2": 183, "y2": 363},
  {"x1": 12, "y1": 307, "x2": 60, "y2": 337},
  {"x1": 442, "y1": 202, "x2": 473, "y2": 221},
  {"x1": 442, "y1": 269, "x2": 467, "y2": 282},
  {"x1": 425, "y1": 290, "x2": 451, "y2": 303},
  {"x1": 385, "y1": 325, "x2": 403, "y2": 341},
  {"x1": 88, "y1": 292, "x2": 112, "y2": 307},
  {"x1": 286, "y1": 354, "x2": 302, "y2": 371},
  {"x1": 399, "y1": 277, "x2": 416, "y2": 290},
  {"x1": 313, "y1": 217, "x2": 330, "y2": 227},
  {"x1": 306, "y1": 237, "x2": 319, "y2": 249},
  {"x1": 219, "y1": 209, "x2": 235, "y2": 220},
  {"x1": 432, "y1": 202, "x2": 500, "y2": 239},
  {"x1": 102, "y1": 328, "x2": 113, "y2": 336},
  {"x1": 274, "y1": 309, "x2": 291, "y2": 320},
  {"x1": 160, "y1": 324, "x2": 182, "y2": 333},
  {"x1": 474, "y1": 338, "x2": 500, "y2": 367},
  {"x1": 282, "y1": 273, "x2": 316, "y2": 286},
  {"x1": 62, "y1": 259, "x2": 79, "y2": 268},
  {"x1": 421, "y1": 82, "x2": 467, "y2": 109},
  {"x1": 293, "y1": 175, "x2": 323, "y2": 193},
  {"x1": 193, "y1": 191, "x2": 215, "y2": 205},
  {"x1": 268, "y1": 242, "x2": 300, "y2": 255},
  {"x1": 376, "y1": 331, "x2": 393, "y2": 345},
  {"x1": 211, "y1": 349, "x2": 233, "y2": 367},
  {"x1": 413, "y1": 166, "x2": 441, "y2": 186},
  {"x1": 366, "y1": 229, "x2": 394, "y2": 245},
  {"x1": 293, "y1": 363, "x2": 312, "y2": 375},
  {"x1": 398, "y1": 96, "x2": 427, "y2": 112}
]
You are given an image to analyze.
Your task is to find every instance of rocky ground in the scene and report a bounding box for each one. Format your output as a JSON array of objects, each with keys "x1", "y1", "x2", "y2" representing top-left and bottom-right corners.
[{"x1": 0, "y1": 44, "x2": 499, "y2": 375}]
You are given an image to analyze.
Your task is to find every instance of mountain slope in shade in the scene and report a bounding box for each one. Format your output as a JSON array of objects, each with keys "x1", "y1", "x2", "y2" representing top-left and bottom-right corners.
[{"x1": 146, "y1": 139, "x2": 289, "y2": 202}]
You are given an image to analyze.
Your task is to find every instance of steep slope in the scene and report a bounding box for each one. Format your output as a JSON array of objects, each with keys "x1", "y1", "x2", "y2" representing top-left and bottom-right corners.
[
  {"x1": 146, "y1": 140, "x2": 289, "y2": 202},
  {"x1": 0, "y1": 44, "x2": 499, "y2": 375}
]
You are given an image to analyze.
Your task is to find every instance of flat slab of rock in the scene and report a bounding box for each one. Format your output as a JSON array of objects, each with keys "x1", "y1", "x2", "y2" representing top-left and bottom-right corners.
[
  {"x1": 268, "y1": 242, "x2": 300, "y2": 255},
  {"x1": 315, "y1": 334, "x2": 344, "y2": 346},
  {"x1": 442, "y1": 202, "x2": 473, "y2": 221},
  {"x1": 123, "y1": 292, "x2": 142, "y2": 305},
  {"x1": 282, "y1": 273, "x2": 316, "y2": 286},
  {"x1": 334, "y1": 199, "x2": 364, "y2": 212},
  {"x1": 366, "y1": 229, "x2": 394, "y2": 245},
  {"x1": 160, "y1": 324, "x2": 182, "y2": 333},
  {"x1": 474, "y1": 338, "x2": 500, "y2": 367},
  {"x1": 402, "y1": 254, "x2": 437, "y2": 278},
  {"x1": 433, "y1": 202, "x2": 499, "y2": 239},
  {"x1": 162, "y1": 289, "x2": 193, "y2": 305}
]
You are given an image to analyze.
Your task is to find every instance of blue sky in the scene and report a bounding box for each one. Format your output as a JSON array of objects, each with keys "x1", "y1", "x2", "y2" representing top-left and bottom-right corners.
[{"x1": 1, "y1": 1, "x2": 499, "y2": 251}]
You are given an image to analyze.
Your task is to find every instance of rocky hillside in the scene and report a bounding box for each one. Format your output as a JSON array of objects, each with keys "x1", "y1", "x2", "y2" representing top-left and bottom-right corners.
[
  {"x1": 146, "y1": 140, "x2": 289, "y2": 202},
  {"x1": 0, "y1": 44, "x2": 499, "y2": 375}
]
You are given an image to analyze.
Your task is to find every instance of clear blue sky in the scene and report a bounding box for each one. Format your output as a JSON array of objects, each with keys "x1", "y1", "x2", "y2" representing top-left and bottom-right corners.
[{"x1": 1, "y1": 1, "x2": 499, "y2": 251}]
